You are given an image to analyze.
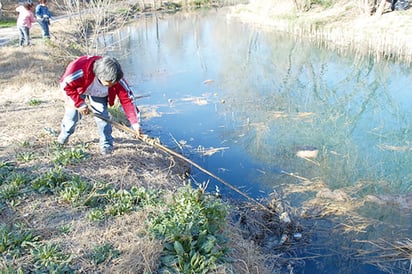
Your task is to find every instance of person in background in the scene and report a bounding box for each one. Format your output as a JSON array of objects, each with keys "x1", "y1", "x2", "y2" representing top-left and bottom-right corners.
[
  {"x1": 16, "y1": 1, "x2": 35, "y2": 47},
  {"x1": 35, "y1": 0, "x2": 51, "y2": 39},
  {"x1": 58, "y1": 55, "x2": 142, "y2": 155},
  {"x1": 388, "y1": 0, "x2": 398, "y2": 10}
]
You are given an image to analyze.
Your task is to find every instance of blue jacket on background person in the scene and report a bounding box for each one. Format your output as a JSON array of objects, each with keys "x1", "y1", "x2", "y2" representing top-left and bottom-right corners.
[{"x1": 35, "y1": 0, "x2": 51, "y2": 39}]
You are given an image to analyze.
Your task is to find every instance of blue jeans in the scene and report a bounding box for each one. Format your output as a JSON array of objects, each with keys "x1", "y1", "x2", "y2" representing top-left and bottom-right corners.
[
  {"x1": 59, "y1": 95, "x2": 113, "y2": 150},
  {"x1": 38, "y1": 19, "x2": 50, "y2": 39},
  {"x1": 18, "y1": 26, "x2": 30, "y2": 46}
]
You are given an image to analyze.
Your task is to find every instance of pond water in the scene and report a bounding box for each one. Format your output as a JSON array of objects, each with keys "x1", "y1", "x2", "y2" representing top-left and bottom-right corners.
[{"x1": 104, "y1": 8, "x2": 412, "y2": 273}]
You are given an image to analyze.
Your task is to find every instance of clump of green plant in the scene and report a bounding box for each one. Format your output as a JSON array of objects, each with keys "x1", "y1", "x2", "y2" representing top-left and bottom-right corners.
[
  {"x1": 58, "y1": 177, "x2": 92, "y2": 206},
  {"x1": 0, "y1": 165, "x2": 32, "y2": 204},
  {"x1": 106, "y1": 186, "x2": 160, "y2": 217},
  {"x1": 8, "y1": 172, "x2": 31, "y2": 187},
  {"x1": 86, "y1": 207, "x2": 106, "y2": 222},
  {"x1": 0, "y1": 161, "x2": 16, "y2": 182},
  {"x1": 28, "y1": 99, "x2": 42, "y2": 106},
  {"x1": 52, "y1": 145, "x2": 89, "y2": 166},
  {"x1": 15, "y1": 151, "x2": 36, "y2": 162},
  {"x1": 0, "y1": 181, "x2": 20, "y2": 202},
  {"x1": 87, "y1": 243, "x2": 121, "y2": 265},
  {"x1": 30, "y1": 242, "x2": 73, "y2": 273},
  {"x1": 82, "y1": 183, "x2": 160, "y2": 221},
  {"x1": 0, "y1": 222, "x2": 39, "y2": 257},
  {"x1": 59, "y1": 224, "x2": 73, "y2": 235},
  {"x1": 106, "y1": 188, "x2": 138, "y2": 216},
  {"x1": 19, "y1": 140, "x2": 31, "y2": 147},
  {"x1": 31, "y1": 167, "x2": 71, "y2": 194},
  {"x1": 149, "y1": 185, "x2": 230, "y2": 273}
]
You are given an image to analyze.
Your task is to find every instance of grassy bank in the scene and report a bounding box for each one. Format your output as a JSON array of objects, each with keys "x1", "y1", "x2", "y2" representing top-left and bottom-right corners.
[
  {"x1": 229, "y1": 0, "x2": 412, "y2": 64},
  {"x1": 0, "y1": 46, "x2": 281, "y2": 273}
]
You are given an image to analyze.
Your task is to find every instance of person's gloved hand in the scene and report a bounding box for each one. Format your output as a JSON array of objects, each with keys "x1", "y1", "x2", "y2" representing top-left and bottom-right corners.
[
  {"x1": 78, "y1": 106, "x2": 90, "y2": 115},
  {"x1": 132, "y1": 124, "x2": 142, "y2": 138}
]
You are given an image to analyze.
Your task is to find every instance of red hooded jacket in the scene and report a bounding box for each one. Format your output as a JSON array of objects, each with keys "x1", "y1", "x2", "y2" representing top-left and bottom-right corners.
[{"x1": 60, "y1": 55, "x2": 140, "y2": 126}]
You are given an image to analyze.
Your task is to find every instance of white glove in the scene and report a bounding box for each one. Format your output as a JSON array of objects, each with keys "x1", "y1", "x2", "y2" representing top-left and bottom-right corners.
[{"x1": 131, "y1": 123, "x2": 142, "y2": 137}]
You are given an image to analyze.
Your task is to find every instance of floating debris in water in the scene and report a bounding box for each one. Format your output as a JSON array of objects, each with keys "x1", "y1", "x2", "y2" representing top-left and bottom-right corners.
[
  {"x1": 203, "y1": 79, "x2": 215, "y2": 85},
  {"x1": 256, "y1": 168, "x2": 266, "y2": 174},
  {"x1": 196, "y1": 146, "x2": 230, "y2": 156},
  {"x1": 296, "y1": 146, "x2": 319, "y2": 159},
  {"x1": 279, "y1": 212, "x2": 291, "y2": 224},
  {"x1": 316, "y1": 188, "x2": 349, "y2": 202},
  {"x1": 279, "y1": 234, "x2": 288, "y2": 245},
  {"x1": 293, "y1": 233, "x2": 302, "y2": 240}
]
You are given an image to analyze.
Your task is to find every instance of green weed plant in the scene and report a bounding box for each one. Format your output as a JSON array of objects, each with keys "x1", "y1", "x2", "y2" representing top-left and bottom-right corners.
[
  {"x1": 106, "y1": 186, "x2": 160, "y2": 216},
  {"x1": 31, "y1": 167, "x2": 71, "y2": 194},
  {"x1": 88, "y1": 243, "x2": 121, "y2": 265},
  {"x1": 150, "y1": 185, "x2": 230, "y2": 273},
  {"x1": 0, "y1": 182, "x2": 20, "y2": 201},
  {"x1": 15, "y1": 151, "x2": 36, "y2": 162},
  {"x1": 52, "y1": 145, "x2": 89, "y2": 166},
  {"x1": 30, "y1": 243, "x2": 73, "y2": 272},
  {"x1": 0, "y1": 165, "x2": 32, "y2": 205},
  {"x1": 0, "y1": 222, "x2": 39, "y2": 257},
  {"x1": 58, "y1": 177, "x2": 92, "y2": 206},
  {"x1": 28, "y1": 99, "x2": 42, "y2": 106},
  {"x1": 86, "y1": 207, "x2": 106, "y2": 222},
  {"x1": 0, "y1": 162, "x2": 15, "y2": 182}
]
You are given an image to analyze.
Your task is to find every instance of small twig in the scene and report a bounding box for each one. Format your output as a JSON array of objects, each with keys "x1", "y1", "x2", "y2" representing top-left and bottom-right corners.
[
  {"x1": 299, "y1": 156, "x2": 320, "y2": 166},
  {"x1": 280, "y1": 170, "x2": 312, "y2": 182}
]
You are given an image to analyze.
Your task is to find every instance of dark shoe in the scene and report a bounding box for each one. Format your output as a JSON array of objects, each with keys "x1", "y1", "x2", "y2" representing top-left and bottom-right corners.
[{"x1": 101, "y1": 146, "x2": 113, "y2": 155}]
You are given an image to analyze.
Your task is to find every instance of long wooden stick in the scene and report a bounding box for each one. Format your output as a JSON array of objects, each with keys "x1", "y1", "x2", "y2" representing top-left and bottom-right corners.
[{"x1": 92, "y1": 112, "x2": 271, "y2": 212}]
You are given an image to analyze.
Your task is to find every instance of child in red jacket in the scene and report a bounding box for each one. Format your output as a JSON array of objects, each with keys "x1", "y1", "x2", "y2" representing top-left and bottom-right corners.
[{"x1": 58, "y1": 55, "x2": 142, "y2": 155}]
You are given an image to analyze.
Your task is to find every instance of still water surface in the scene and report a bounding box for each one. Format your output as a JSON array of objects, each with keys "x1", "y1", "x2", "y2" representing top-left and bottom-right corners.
[{"x1": 105, "y1": 8, "x2": 412, "y2": 273}]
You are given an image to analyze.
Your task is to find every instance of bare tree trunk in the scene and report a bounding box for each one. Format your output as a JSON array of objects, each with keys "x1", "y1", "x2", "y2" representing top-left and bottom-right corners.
[
  {"x1": 375, "y1": 0, "x2": 387, "y2": 16},
  {"x1": 362, "y1": 0, "x2": 377, "y2": 15}
]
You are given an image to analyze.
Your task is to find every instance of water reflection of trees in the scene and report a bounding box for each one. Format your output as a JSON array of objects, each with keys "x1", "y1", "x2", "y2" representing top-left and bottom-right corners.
[
  {"x1": 109, "y1": 9, "x2": 412, "y2": 194},
  {"x1": 218, "y1": 33, "x2": 412, "y2": 193}
]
